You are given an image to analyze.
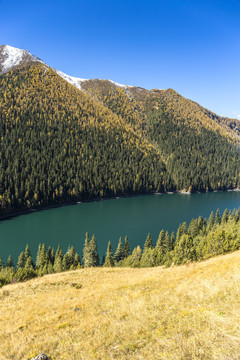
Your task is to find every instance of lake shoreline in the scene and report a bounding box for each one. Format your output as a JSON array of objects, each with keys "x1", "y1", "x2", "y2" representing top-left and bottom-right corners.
[{"x1": 0, "y1": 187, "x2": 240, "y2": 222}]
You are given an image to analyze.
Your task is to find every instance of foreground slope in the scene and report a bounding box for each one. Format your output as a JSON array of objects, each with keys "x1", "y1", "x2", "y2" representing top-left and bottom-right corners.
[{"x1": 1, "y1": 251, "x2": 240, "y2": 360}]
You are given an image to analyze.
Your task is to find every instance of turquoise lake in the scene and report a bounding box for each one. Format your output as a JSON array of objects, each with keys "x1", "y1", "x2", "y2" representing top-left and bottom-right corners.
[{"x1": 1, "y1": 191, "x2": 240, "y2": 263}]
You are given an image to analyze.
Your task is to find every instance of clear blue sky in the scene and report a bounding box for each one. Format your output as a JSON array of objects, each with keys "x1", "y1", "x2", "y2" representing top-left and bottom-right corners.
[{"x1": 0, "y1": 0, "x2": 239, "y2": 118}]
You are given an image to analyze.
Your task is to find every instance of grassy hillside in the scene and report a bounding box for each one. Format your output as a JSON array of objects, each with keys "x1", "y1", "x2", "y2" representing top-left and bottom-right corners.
[{"x1": 1, "y1": 251, "x2": 240, "y2": 360}]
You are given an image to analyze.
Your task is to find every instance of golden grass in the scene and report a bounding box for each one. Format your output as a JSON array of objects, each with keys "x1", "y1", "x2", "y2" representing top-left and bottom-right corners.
[{"x1": 1, "y1": 252, "x2": 240, "y2": 359}]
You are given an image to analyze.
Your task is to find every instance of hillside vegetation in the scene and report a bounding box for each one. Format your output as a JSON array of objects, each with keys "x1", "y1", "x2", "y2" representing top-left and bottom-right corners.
[
  {"x1": 0, "y1": 63, "x2": 240, "y2": 216},
  {"x1": 1, "y1": 251, "x2": 240, "y2": 360},
  {"x1": 0, "y1": 64, "x2": 168, "y2": 215},
  {"x1": 81, "y1": 79, "x2": 240, "y2": 192}
]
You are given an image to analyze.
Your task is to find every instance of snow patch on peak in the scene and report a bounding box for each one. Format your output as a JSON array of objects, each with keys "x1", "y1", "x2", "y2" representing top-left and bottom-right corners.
[
  {"x1": 55, "y1": 69, "x2": 88, "y2": 90},
  {"x1": 0, "y1": 45, "x2": 43, "y2": 74},
  {"x1": 1, "y1": 45, "x2": 24, "y2": 73}
]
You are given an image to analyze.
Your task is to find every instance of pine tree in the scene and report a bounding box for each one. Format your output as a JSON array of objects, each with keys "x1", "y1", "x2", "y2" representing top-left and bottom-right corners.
[
  {"x1": 130, "y1": 246, "x2": 142, "y2": 267},
  {"x1": 170, "y1": 232, "x2": 176, "y2": 246},
  {"x1": 215, "y1": 208, "x2": 221, "y2": 225},
  {"x1": 53, "y1": 250, "x2": 63, "y2": 273},
  {"x1": 17, "y1": 251, "x2": 26, "y2": 269},
  {"x1": 144, "y1": 233, "x2": 153, "y2": 250},
  {"x1": 197, "y1": 215, "x2": 203, "y2": 228},
  {"x1": 188, "y1": 219, "x2": 199, "y2": 239},
  {"x1": 25, "y1": 256, "x2": 35, "y2": 270},
  {"x1": 207, "y1": 211, "x2": 215, "y2": 231},
  {"x1": 174, "y1": 234, "x2": 196, "y2": 265},
  {"x1": 222, "y1": 209, "x2": 229, "y2": 223},
  {"x1": 7, "y1": 255, "x2": 14, "y2": 268},
  {"x1": 36, "y1": 243, "x2": 48, "y2": 269},
  {"x1": 89, "y1": 235, "x2": 99, "y2": 266},
  {"x1": 83, "y1": 232, "x2": 91, "y2": 267},
  {"x1": 103, "y1": 241, "x2": 114, "y2": 267},
  {"x1": 164, "y1": 231, "x2": 172, "y2": 252},
  {"x1": 156, "y1": 230, "x2": 165, "y2": 250},
  {"x1": 123, "y1": 235, "x2": 131, "y2": 258},
  {"x1": 176, "y1": 222, "x2": 188, "y2": 242},
  {"x1": 62, "y1": 254, "x2": 70, "y2": 271},
  {"x1": 74, "y1": 253, "x2": 81, "y2": 267},
  {"x1": 24, "y1": 244, "x2": 34, "y2": 269},
  {"x1": 35, "y1": 244, "x2": 42, "y2": 269},
  {"x1": 114, "y1": 237, "x2": 124, "y2": 263}
]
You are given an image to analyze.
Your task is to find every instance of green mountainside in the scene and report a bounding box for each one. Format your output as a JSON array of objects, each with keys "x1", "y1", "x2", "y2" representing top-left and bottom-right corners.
[
  {"x1": 0, "y1": 57, "x2": 240, "y2": 215},
  {"x1": 81, "y1": 79, "x2": 240, "y2": 191}
]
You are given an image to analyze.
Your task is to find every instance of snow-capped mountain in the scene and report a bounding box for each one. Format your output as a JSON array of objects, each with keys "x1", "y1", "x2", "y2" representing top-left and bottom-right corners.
[
  {"x1": 0, "y1": 45, "x2": 132, "y2": 90},
  {"x1": 0, "y1": 45, "x2": 42, "y2": 75}
]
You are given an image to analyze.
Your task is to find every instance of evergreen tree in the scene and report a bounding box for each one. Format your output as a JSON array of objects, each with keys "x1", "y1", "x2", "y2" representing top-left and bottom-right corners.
[
  {"x1": 176, "y1": 222, "x2": 187, "y2": 242},
  {"x1": 207, "y1": 211, "x2": 215, "y2": 231},
  {"x1": 53, "y1": 245, "x2": 63, "y2": 272},
  {"x1": 114, "y1": 237, "x2": 124, "y2": 263},
  {"x1": 36, "y1": 243, "x2": 48, "y2": 269},
  {"x1": 164, "y1": 231, "x2": 172, "y2": 252},
  {"x1": 170, "y1": 232, "x2": 176, "y2": 246},
  {"x1": 222, "y1": 209, "x2": 229, "y2": 223},
  {"x1": 188, "y1": 219, "x2": 199, "y2": 239},
  {"x1": 144, "y1": 233, "x2": 153, "y2": 250},
  {"x1": 24, "y1": 244, "x2": 34, "y2": 269},
  {"x1": 25, "y1": 256, "x2": 35, "y2": 270},
  {"x1": 215, "y1": 208, "x2": 221, "y2": 225},
  {"x1": 50, "y1": 248, "x2": 55, "y2": 265},
  {"x1": 140, "y1": 248, "x2": 155, "y2": 267},
  {"x1": 103, "y1": 241, "x2": 114, "y2": 267},
  {"x1": 74, "y1": 253, "x2": 81, "y2": 267},
  {"x1": 123, "y1": 235, "x2": 131, "y2": 258},
  {"x1": 156, "y1": 230, "x2": 165, "y2": 250},
  {"x1": 89, "y1": 235, "x2": 100, "y2": 266},
  {"x1": 83, "y1": 232, "x2": 91, "y2": 267},
  {"x1": 62, "y1": 254, "x2": 70, "y2": 271},
  {"x1": 7, "y1": 255, "x2": 14, "y2": 268},
  {"x1": 53, "y1": 253, "x2": 63, "y2": 273},
  {"x1": 174, "y1": 234, "x2": 196, "y2": 265},
  {"x1": 129, "y1": 246, "x2": 142, "y2": 267},
  {"x1": 17, "y1": 251, "x2": 26, "y2": 269},
  {"x1": 197, "y1": 216, "x2": 203, "y2": 231}
]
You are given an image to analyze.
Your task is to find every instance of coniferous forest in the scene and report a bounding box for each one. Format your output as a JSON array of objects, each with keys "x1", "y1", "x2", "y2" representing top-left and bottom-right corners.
[
  {"x1": 1, "y1": 207, "x2": 240, "y2": 287},
  {"x1": 0, "y1": 63, "x2": 240, "y2": 216}
]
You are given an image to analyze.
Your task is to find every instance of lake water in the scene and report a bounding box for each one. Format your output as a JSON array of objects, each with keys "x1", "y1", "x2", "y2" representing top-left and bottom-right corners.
[{"x1": 1, "y1": 191, "x2": 240, "y2": 264}]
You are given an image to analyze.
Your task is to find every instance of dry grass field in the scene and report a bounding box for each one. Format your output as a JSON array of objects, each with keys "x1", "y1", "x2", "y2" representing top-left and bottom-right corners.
[{"x1": 1, "y1": 251, "x2": 240, "y2": 360}]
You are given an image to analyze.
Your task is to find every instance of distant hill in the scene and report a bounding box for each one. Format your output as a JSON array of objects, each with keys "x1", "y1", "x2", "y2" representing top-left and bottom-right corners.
[
  {"x1": 0, "y1": 45, "x2": 239, "y2": 215},
  {"x1": 1, "y1": 250, "x2": 240, "y2": 359}
]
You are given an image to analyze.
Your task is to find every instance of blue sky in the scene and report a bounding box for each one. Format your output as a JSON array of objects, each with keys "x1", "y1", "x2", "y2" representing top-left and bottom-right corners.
[{"x1": 0, "y1": 0, "x2": 239, "y2": 118}]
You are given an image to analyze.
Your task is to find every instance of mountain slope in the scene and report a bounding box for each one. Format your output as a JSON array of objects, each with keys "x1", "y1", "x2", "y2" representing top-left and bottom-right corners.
[
  {"x1": 0, "y1": 63, "x2": 169, "y2": 214},
  {"x1": 1, "y1": 250, "x2": 240, "y2": 359},
  {"x1": 80, "y1": 79, "x2": 240, "y2": 191},
  {"x1": 0, "y1": 45, "x2": 240, "y2": 215}
]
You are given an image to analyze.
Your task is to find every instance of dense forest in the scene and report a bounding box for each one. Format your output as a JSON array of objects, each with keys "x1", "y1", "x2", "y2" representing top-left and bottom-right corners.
[
  {"x1": 0, "y1": 63, "x2": 240, "y2": 216},
  {"x1": 1, "y1": 207, "x2": 240, "y2": 287}
]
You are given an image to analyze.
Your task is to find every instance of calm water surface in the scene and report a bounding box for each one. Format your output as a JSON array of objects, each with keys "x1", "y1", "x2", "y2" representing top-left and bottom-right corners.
[{"x1": 1, "y1": 191, "x2": 240, "y2": 263}]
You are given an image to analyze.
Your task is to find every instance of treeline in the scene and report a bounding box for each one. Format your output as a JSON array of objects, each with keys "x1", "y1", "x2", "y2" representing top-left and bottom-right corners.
[{"x1": 1, "y1": 207, "x2": 240, "y2": 287}]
